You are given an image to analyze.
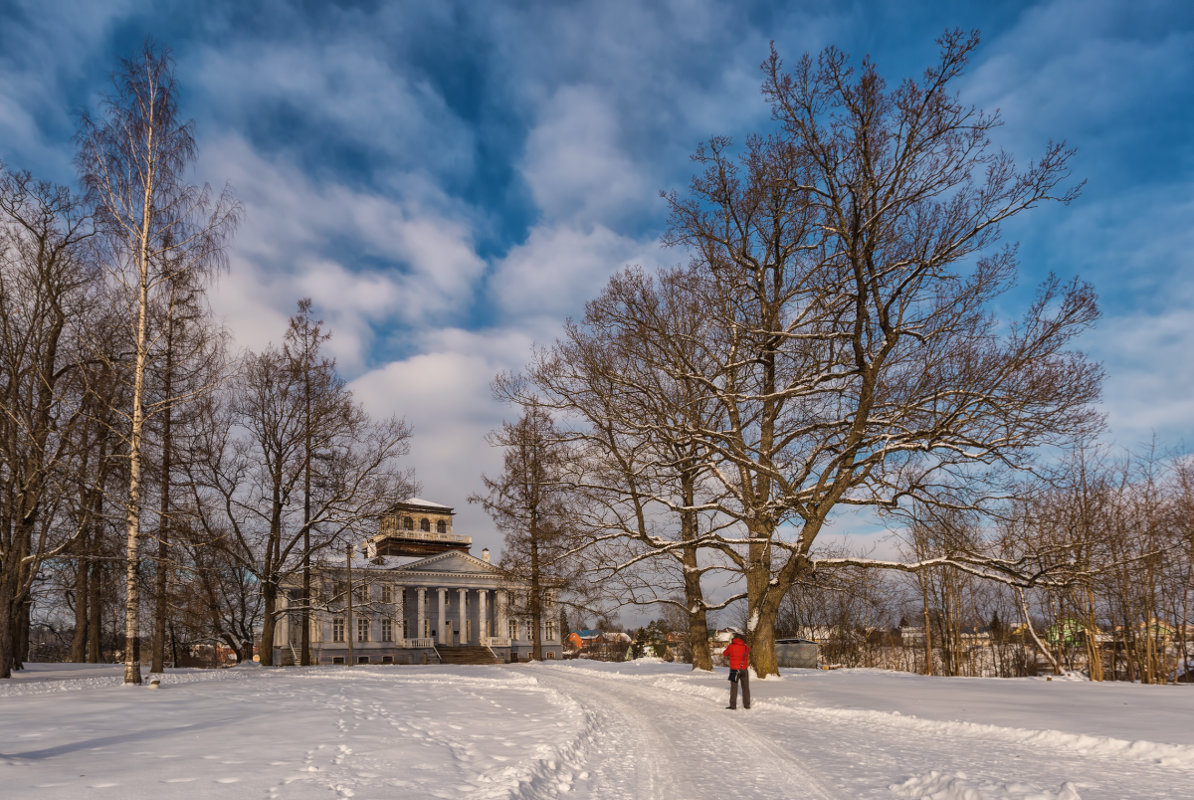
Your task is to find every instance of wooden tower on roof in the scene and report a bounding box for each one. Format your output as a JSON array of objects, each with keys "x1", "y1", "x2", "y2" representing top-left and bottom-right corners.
[{"x1": 366, "y1": 497, "x2": 472, "y2": 558}]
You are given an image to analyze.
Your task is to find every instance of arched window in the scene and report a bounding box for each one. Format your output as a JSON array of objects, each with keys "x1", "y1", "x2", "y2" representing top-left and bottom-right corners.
[
  {"x1": 420, "y1": 518, "x2": 430, "y2": 532},
  {"x1": 402, "y1": 517, "x2": 413, "y2": 530},
  {"x1": 436, "y1": 520, "x2": 447, "y2": 533}
]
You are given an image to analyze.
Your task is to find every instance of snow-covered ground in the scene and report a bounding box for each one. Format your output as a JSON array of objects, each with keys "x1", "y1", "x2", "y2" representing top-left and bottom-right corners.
[{"x1": 2, "y1": 660, "x2": 1192, "y2": 799}]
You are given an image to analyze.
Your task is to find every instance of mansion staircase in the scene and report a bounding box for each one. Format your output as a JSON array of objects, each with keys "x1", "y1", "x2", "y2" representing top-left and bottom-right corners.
[{"x1": 434, "y1": 645, "x2": 500, "y2": 665}]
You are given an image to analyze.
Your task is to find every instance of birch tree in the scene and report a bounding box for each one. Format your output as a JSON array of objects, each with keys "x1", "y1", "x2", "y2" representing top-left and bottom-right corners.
[{"x1": 76, "y1": 43, "x2": 237, "y2": 683}]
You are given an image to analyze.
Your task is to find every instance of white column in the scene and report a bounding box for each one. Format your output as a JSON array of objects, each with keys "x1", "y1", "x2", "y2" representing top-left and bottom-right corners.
[
  {"x1": 458, "y1": 588, "x2": 467, "y2": 644},
  {"x1": 416, "y1": 588, "x2": 425, "y2": 640},
  {"x1": 437, "y1": 588, "x2": 447, "y2": 642},
  {"x1": 497, "y1": 590, "x2": 509, "y2": 640},
  {"x1": 478, "y1": 589, "x2": 489, "y2": 641},
  {"x1": 395, "y1": 588, "x2": 405, "y2": 641}
]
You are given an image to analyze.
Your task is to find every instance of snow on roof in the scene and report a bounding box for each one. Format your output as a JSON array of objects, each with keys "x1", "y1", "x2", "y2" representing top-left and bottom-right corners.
[{"x1": 398, "y1": 497, "x2": 453, "y2": 510}]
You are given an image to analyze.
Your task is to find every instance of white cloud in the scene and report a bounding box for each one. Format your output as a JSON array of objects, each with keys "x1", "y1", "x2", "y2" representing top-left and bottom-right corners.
[
  {"x1": 487, "y1": 222, "x2": 666, "y2": 327},
  {"x1": 0, "y1": 0, "x2": 136, "y2": 180},
  {"x1": 349, "y1": 346, "x2": 528, "y2": 555},
  {"x1": 202, "y1": 135, "x2": 486, "y2": 372},
  {"x1": 520, "y1": 85, "x2": 653, "y2": 226},
  {"x1": 1087, "y1": 305, "x2": 1194, "y2": 450},
  {"x1": 964, "y1": 0, "x2": 1194, "y2": 157},
  {"x1": 186, "y1": 34, "x2": 476, "y2": 183}
]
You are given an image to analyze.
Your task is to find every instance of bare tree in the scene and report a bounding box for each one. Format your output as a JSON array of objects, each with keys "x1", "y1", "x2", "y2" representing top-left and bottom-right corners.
[
  {"x1": 519, "y1": 266, "x2": 742, "y2": 671},
  {"x1": 143, "y1": 277, "x2": 224, "y2": 673},
  {"x1": 282, "y1": 299, "x2": 331, "y2": 666},
  {"x1": 650, "y1": 32, "x2": 1099, "y2": 675},
  {"x1": 472, "y1": 403, "x2": 575, "y2": 661},
  {"x1": 0, "y1": 167, "x2": 96, "y2": 678},
  {"x1": 76, "y1": 43, "x2": 237, "y2": 684},
  {"x1": 187, "y1": 307, "x2": 412, "y2": 666}
]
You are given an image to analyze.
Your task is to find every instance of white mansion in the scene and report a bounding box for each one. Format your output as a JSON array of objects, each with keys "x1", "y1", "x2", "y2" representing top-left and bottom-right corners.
[{"x1": 272, "y1": 498, "x2": 563, "y2": 665}]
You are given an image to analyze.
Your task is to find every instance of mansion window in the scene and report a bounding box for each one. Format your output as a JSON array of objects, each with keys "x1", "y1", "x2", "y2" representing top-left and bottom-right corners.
[
  {"x1": 402, "y1": 618, "x2": 409, "y2": 638},
  {"x1": 403, "y1": 516, "x2": 414, "y2": 530},
  {"x1": 546, "y1": 621, "x2": 557, "y2": 641},
  {"x1": 332, "y1": 617, "x2": 345, "y2": 642},
  {"x1": 381, "y1": 618, "x2": 393, "y2": 642},
  {"x1": 509, "y1": 619, "x2": 518, "y2": 640},
  {"x1": 381, "y1": 583, "x2": 394, "y2": 603},
  {"x1": 420, "y1": 518, "x2": 431, "y2": 532},
  {"x1": 357, "y1": 618, "x2": 370, "y2": 642},
  {"x1": 355, "y1": 584, "x2": 369, "y2": 603},
  {"x1": 436, "y1": 520, "x2": 447, "y2": 533}
]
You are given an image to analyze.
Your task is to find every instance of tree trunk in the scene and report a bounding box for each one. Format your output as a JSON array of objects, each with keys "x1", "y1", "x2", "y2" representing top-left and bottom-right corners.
[
  {"x1": 529, "y1": 515, "x2": 543, "y2": 661},
  {"x1": 0, "y1": 569, "x2": 15, "y2": 678},
  {"x1": 683, "y1": 546, "x2": 711, "y2": 671},
  {"x1": 301, "y1": 532, "x2": 311, "y2": 665},
  {"x1": 1016, "y1": 588, "x2": 1059, "y2": 675},
  {"x1": 15, "y1": 596, "x2": 30, "y2": 667},
  {"x1": 921, "y1": 574, "x2": 934, "y2": 676},
  {"x1": 122, "y1": 258, "x2": 150, "y2": 686},
  {"x1": 151, "y1": 345, "x2": 174, "y2": 674},
  {"x1": 1085, "y1": 585, "x2": 1103, "y2": 682},
  {"x1": 749, "y1": 601, "x2": 779, "y2": 678},
  {"x1": 260, "y1": 582, "x2": 277, "y2": 666},
  {"x1": 87, "y1": 558, "x2": 103, "y2": 662},
  {"x1": 71, "y1": 551, "x2": 90, "y2": 662},
  {"x1": 345, "y1": 544, "x2": 354, "y2": 667}
]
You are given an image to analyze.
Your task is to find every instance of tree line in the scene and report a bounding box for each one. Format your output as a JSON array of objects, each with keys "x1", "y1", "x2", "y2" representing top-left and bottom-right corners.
[
  {"x1": 750, "y1": 442, "x2": 1192, "y2": 683},
  {"x1": 473, "y1": 31, "x2": 1186, "y2": 683},
  {"x1": 5, "y1": 32, "x2": 1188, "y2": 686},
  {"x1": 1, "y1": 44, "x2": 413, "y2": 682}
]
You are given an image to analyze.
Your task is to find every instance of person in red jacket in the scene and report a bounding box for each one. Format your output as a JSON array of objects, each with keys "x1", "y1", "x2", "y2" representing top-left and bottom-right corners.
[{"x1": 722, "y1": 634, "x2": 750, "y2": 709}]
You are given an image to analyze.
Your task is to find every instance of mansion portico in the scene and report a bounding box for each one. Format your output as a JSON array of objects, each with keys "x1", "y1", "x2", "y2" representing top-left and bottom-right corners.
[{"x1": 272, "y1": 498, "x2": 563, "y2": 665}]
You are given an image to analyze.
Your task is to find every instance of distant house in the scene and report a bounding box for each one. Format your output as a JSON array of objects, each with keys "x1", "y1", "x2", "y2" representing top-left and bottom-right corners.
[
  {"x1": 1047, "y1": 618, "x2": 1093, "y2": 647},
  {"x1": 899, "y1": 626, "x2": 926, "y2": 645},
  {"x1": 567, "y1": 629, "x2": 604, "y2": 651},
  {"x1": 567, "y1": 630, "x2": 630, "y2": 661},
  {"x1": 272, "y1": 497, "x2": 563, "y2": 665},
  {"x1": 793, "y1": 625, "x2": 843, "y2": 643}
]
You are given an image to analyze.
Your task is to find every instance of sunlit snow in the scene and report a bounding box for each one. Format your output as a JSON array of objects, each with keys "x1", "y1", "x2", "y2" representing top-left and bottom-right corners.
[{"x1": 1, "y1": 660, "x2": 1191, "y2": 799}]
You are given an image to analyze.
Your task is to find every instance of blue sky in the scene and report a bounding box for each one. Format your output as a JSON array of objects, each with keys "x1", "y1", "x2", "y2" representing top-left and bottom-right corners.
[{"x1": 1, "y1": 0, "x2": 1192, "y2": 560}]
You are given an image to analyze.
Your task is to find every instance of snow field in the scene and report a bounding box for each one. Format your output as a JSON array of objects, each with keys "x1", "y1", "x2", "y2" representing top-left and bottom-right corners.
[{"x1": 2, "y1": 660, "x2": 1193, "y2": 800}]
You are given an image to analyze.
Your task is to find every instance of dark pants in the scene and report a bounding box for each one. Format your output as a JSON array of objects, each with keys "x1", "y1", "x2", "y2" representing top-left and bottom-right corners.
[{"x1": 729, "y1": 668, "x2": 751, "y2": 708}]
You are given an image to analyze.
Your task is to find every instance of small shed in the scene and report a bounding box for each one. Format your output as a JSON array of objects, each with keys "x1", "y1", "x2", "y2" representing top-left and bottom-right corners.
[{"x1": 775, "y1": 638, "x2": 818, "y2": 669}]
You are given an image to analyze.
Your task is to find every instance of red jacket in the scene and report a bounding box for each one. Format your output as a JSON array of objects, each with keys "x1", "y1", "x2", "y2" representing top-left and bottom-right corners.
[{"x1": 722, "y1": 637, "x2": 749, "y2": 670}]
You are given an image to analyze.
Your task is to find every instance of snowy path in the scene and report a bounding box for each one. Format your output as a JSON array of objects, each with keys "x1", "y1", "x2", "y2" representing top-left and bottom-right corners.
[
  {"x1": 533, "y1": 666, "x2": 841, "y2": 800},
  {"x1": 532, "y1": 665, "x2": 1194, "y2": 800},
  {"x1": 2, "y1": 661, "x2": 1193, "y2": 800}
]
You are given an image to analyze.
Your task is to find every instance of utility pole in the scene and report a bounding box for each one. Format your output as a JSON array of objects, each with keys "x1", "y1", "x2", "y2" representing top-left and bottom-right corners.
[{"x1": 346, "y1": 542, "x2": 354, "y2": 667}]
